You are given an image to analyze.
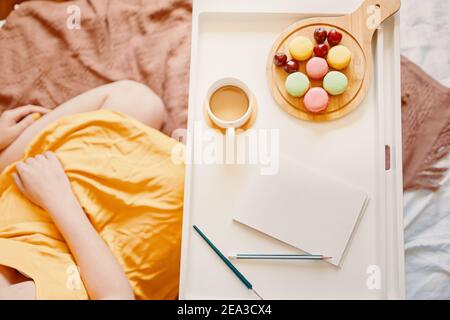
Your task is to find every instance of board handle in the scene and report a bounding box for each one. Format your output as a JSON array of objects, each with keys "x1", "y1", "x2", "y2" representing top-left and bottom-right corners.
[{"x1": 352, "y1": 0, "x2": 401, "y2": 42}]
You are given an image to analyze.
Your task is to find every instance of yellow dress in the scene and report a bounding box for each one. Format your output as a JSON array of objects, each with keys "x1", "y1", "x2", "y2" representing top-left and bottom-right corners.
[{"x1": 0, "y1": 110, "x2": 185, "y2": 299}]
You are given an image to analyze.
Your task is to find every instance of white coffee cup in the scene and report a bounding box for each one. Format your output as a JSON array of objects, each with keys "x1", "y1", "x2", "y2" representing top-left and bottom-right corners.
[{"x1": 206, "y1": 77, "x2": 253, "y2": 137}]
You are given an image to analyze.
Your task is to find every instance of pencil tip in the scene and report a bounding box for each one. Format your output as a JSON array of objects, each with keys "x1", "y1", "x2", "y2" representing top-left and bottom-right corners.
[{"x1": 252, "y1": 288, "x2": 264, "y2": 300}]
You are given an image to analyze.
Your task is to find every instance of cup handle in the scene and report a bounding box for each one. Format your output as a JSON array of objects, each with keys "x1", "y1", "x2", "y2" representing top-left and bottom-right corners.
[{"x1": 226, "y1": 127, "x2": 235, "y2": 138}]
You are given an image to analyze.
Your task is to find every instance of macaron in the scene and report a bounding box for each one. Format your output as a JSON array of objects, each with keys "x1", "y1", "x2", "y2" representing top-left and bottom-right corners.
[
  {"x1": 303, "y1": 87, "x2": 329, "y2": 113},
  {"x1": 288, "y1": 36, "x2": 314, "y2": 61},
  {"x1": 327, "y1": 45, "x2": 351, "y2": 70},
  {"x1": 323, "y1": 71, "x2": 348, "y2": 95},
  {"x1": 285, "y1": 72, "x2": 310, "y2": 97},
  {"x1": 306, "y1": 57, "x2": 329, "y2": 80}
]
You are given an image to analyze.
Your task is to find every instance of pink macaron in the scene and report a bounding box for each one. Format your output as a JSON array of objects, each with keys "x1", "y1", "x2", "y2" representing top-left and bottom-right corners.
[
  {"x1": 303, "y1": 87, "x2": 329, "y2": 113},
  {"x1": 306, "y1": 57, "x2": 329, "y2": 80}
]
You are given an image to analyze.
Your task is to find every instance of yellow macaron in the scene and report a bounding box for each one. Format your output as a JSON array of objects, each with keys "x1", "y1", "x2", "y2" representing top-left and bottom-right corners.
[
  {"x1": 288, "y1": 36, "x2": 313, "y2": 61},
  {"x1": 327, "y1": 45, "x2": 352, "y2": 70}
]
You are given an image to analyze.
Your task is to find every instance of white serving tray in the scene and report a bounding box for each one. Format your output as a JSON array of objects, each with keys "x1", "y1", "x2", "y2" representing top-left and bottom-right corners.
[{"x1": 180, "y1": 0, "x2": 405, "y2": 300}]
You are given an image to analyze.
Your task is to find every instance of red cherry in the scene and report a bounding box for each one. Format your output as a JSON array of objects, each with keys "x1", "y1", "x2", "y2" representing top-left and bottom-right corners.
[
  {"x1": 327, "y1": 29, "x2": 342, "y2": 46},
  {"x1": 283, "y1": 60, "x2": 299, "y2": 73},
  {"x1": 273, "y1": 52, "x2": 287, "y2": 66},
  {"x1": 313, "y1": 43, "x2": 329, "y2": 58},
  {"x1": 314, "y1": 27, "x2": 327, "y2": 44}
]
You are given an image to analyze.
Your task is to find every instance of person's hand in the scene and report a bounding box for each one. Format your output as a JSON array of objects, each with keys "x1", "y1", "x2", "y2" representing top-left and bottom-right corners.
[
  {"x1": 0, "y1": 105, "x2": 50, "y2": 150},
  {"x1": 13, "y1": 151, "x2": 75, "y2": 212}
]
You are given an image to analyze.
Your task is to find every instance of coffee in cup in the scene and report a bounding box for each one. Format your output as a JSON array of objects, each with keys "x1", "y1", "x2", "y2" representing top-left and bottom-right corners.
[
  {"x1": 209, "y1": 85, "x2": 249, "y2": 122},
  {"x1": 206, "y1": 78, "x2": 253, "y2": 137}
]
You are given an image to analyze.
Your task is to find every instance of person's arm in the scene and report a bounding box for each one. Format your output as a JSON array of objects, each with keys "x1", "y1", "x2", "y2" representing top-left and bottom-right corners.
[
  {"x1": 0, "y1": 105, "x2": 51, "y2": 152},
  {"x1": 0, "y1": 281, "x2": 36, "y2": 300},
  {"x1": 0, "y1": 80, "x2": 165, "y2": 172},
  {"x1": 0, "y1": 84, "x2": 117, "y2": 172},
  {"x1": 13, "y1": 151, "x2": 134, "y2": 300}
]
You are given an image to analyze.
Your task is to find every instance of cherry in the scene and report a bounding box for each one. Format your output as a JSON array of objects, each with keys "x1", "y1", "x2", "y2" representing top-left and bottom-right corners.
[
  {"x1": 327, "y1": 29, "x2": 342, "y2": 46},
  {"x1": 313, "y1": 43, "x2": 329, "y2": 58},
  {"x1": 314, "y1": 27, "x2": 328, "y2": 44},
  {"x1": 273, "y1": 52, "x2": 287, "y2": 66},
  {"x1": 283, "y1": 60, "x2": 299, "y2": 73}
]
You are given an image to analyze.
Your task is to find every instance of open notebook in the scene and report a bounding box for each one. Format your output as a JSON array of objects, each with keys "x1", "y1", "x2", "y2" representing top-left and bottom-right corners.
[{"x1": 233, "y1": 156, "x2": 369, "y2": 266}]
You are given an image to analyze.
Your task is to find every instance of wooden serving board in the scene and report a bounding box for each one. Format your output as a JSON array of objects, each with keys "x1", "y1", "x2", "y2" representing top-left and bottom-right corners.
[{"x1": 267, "y1": 0, "x2": 400, "y2": 121}]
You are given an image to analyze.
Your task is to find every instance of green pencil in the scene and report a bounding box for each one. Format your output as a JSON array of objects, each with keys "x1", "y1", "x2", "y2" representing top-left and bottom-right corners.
[{"x1": 193, "y1": 225, "x2": 263, "y2": 300}]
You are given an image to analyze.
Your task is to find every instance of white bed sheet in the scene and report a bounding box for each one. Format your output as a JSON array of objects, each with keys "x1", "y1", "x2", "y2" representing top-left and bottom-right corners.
[{"x1": 400, "y1": 0, "x2": 450, "y2": 300}]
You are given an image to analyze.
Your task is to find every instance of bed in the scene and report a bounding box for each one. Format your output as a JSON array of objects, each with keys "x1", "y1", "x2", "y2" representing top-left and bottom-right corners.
[
  {"x1": 0, "y1": 0, "x2": 448, "y2": 300},
  {"x1": 400, "y1": 0, "x2": 450, "y2": 300}
]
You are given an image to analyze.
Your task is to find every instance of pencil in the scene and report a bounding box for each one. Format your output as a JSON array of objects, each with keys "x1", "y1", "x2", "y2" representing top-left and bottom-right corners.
[
  {"x1": 193, "y1": 225, "x2": 263, "y2": 300},
  {"x1": 230, "y1": 254, "x2": 332, "y2": 260},
  {"x1": 235, "y1": 253, "x2": 325, "y2": 257}
]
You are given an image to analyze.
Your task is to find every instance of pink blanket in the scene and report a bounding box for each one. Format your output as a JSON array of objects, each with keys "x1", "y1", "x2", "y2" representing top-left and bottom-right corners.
[{"x1": 0, "y1": 0, "x2": 192, "y2": 135}]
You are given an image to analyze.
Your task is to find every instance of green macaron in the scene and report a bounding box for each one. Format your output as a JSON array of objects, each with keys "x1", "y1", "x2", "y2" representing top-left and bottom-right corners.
[
  {"x1": 323, "y1": 71, "x2": 348, "y2": 95},
  {"x1": 285, "y1": 72, "x2": 310, "y2": 97}
]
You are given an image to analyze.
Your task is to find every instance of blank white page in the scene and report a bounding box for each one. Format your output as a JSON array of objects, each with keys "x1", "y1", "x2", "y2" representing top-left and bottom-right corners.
[{"x1": 233, "y1": 156, "x2": 369, "y2": 266}]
